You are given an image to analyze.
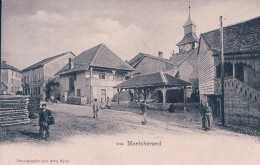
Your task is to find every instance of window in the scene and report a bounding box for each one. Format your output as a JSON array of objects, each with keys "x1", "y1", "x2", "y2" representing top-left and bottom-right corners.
[
  {"x1": 99, "y1": 72, "x2": 106, "y2": 79},
  {"x1": 11, "y1": 79, "x2": 14, "y2": 84},
  {"x1": 216, "y1": 63, "x2": 233, "y2": 78},
  {"x1": 11, "y1": 87, "x2": 14, "y2": 91},
  {"x1": 74, "y1": 74, "x2": 77, "y2": 80},
  {"x1": 77, "y1": 89, "x2": 81, "y2": 97}
]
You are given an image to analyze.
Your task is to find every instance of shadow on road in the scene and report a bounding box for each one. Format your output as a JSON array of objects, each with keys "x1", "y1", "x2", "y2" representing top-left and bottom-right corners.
[{"x1": 19, "y1": 130, "x2": 42, "y2": 140}]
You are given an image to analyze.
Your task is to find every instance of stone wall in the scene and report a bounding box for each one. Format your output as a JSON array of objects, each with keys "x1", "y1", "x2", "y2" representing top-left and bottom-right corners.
[{"x1": 224, "y1": 94, "x2": 260, "y2": 128}]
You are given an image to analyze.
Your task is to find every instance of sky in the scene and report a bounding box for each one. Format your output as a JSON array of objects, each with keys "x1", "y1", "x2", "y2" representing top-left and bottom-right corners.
[{"x1": 1, "y1": 0, "x2": 260, "y2": 70}]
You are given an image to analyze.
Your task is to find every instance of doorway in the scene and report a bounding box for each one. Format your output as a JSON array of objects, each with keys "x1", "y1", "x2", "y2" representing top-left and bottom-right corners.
[{"x1": 101, "y1": 89, "x2": 106, "y2": 102}]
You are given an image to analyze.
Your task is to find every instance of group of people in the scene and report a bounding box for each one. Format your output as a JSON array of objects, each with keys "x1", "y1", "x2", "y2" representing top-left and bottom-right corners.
[{"x1": 38, "y1": 97, "x2": 213, "y2": 140}]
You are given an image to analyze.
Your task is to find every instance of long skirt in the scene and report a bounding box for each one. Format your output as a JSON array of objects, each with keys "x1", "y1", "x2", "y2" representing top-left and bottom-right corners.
[{"x1": 202, "y1": 113, "x2": 213, "y2": 130}]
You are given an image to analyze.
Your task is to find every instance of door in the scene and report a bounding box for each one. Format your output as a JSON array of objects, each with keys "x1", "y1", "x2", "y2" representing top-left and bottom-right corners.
[
  {"x1": 101, "y1": 89, "x2": 106, "y2": 102},
  {"x1": 69, "y1": 76, "x2": 75, "y2": 96}
]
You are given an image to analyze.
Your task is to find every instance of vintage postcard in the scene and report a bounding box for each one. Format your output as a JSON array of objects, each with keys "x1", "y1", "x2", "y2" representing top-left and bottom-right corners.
[{"x1": 1, "y1": 0, "x2": 260, "y2": 164}]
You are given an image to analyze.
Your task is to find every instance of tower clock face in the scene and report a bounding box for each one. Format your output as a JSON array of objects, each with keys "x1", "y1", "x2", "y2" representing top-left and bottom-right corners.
[{"x1": 184, "y1": 43, "x2": 192, "y2": 51}]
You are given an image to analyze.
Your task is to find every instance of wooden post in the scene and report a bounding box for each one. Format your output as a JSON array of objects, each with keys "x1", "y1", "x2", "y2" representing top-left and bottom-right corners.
[
  {"x1": 233, "y1": 63, "x2": 235, "y2": 78},
  {"x1": 117, "y1": 89, "x2": 122, "y2": 105},
  {"x1": 137, "y1": 90, "x2": 140, "y2": 102},
  {"x1": 112, "y1": 70, "x2": 116, "y2": 80},
  {"x1": 90, "y1": 67, "x2": 93, "y2": 104},
  {"x1": 0, "y1": 0, "x2": 2, "y2": 94},
  {"x1": 161, "y1": 86, "x2": 167, "y2": 110},
  {"x1": 143, "y1": 88, "x2": 147, "y2": 102},
  {"x1": 184, "y1": 86, "x2": 187, "y2": 111},
  {"x1": 220, "y1": 16, "x2": 225, "y2": 126}
]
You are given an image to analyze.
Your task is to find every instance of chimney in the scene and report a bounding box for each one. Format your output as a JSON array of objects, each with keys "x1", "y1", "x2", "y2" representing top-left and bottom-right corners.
[
  {"x1": 68, "y1": 58, "x2": 73, "y2": 69},
  {"x1": 158, "y1": 51, "x2": 163, "y2": 58}
]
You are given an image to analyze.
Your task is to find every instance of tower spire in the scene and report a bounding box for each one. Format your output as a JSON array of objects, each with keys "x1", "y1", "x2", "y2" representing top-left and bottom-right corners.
[{"x1": 189, "y1": 1, "x2": 191, "y2": 17}]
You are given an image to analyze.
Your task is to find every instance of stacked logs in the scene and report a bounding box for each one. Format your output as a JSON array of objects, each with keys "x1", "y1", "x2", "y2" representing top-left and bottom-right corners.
[
  {"x1": 28, "y1": 96, "x2": 41, "y2": 118},
  {"x1": 0, "y1": 95, "x2": 30, "y2": 126}
]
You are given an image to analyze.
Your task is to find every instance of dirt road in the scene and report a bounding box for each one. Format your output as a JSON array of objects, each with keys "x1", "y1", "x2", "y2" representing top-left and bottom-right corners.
[{"x1": 0, "y1": 103, "x2": 259, "y2": 165}]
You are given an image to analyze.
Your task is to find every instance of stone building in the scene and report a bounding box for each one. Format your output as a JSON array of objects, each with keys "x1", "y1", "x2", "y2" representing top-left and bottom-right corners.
[
  {"x1": 56, "y1": 44, "x2": 134, "y2": 103},
  {"x1": 198, "y1": 17, "x2": 260, "y2": 128},
  {"x1": 21, "y1": 52, "x2": 75, "y2": 100},
  {"x1": 1, "y1": 61, "x2": 22, "y2": 95}
]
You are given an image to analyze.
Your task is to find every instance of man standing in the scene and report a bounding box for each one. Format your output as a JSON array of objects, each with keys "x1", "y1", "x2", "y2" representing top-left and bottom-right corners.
[
  {"x1": 93, "y1": 99, "x2": 99, "y2": 119},
  {"x1": 39, "y1": 104, "x2": 53, "y2": 140},
  {"x1": 140, "y1": 101, "x2": 153, "y2": 125},
  {"x1": 106, "y1": 97, "x2": 111, "y2": 109}
]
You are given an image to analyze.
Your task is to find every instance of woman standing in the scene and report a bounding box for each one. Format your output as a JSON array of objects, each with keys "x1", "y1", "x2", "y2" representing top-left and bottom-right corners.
[{"x1": 201, "y1": 102, "x2": 213, "y2": 131}]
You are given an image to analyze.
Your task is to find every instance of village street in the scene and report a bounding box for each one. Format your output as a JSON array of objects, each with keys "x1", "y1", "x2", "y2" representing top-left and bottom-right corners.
[{"x1": 0, "y1": 103, "x2": 260, "y2": 165}]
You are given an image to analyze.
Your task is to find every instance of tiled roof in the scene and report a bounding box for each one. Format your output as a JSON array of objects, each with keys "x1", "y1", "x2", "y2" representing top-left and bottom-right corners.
[
  {"x1": 170, "y1": 52, "x2": 189, "y2": 65},
  {"x1": 57, "y1": 44, "x2": 134, "y2": 75},
  {"x1": 201, "y1": 16, "x2": 260, "y2": 55},
  {"x1": 1, "y1": 62, "x2": 20, "y2": 72},
  {"x1": 114, "y1": 72, "x2": 190, "y2": 89},
  {"x1": 176, "y1": 33, "x2": 199, "y2": 46},
  {"x1": 22, "y1": 52, "x2": 75, "y2": 72},
  {"x1": 170, "y1": 48, "x2": 198, "y2": 66},
  {"x1": 128, "y1": 52, "x2": 175, "y2": 68}
]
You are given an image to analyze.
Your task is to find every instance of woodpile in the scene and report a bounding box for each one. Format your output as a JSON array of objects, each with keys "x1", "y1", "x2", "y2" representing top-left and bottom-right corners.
[
  {"x1": 0, "y1": 95, "x2": 30, "y2": 126},
  {"x1": 67, "y1": 96, "x2": 88, "y2": 105},
  {"x1": 67, "y1": 96, "x2": 82, "y2": 105},
  {"x1": 28, "y1": 96, "x2": 41, "y2": 118}
]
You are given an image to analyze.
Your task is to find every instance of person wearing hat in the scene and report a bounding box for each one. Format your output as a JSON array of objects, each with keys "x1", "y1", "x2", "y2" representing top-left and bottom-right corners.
[
  {"x1": 93, "y1": 99, "x2": 99, "y2": 119},
  {"x1": 39, "y1": 104, "x2": 53, "y2": 140}
]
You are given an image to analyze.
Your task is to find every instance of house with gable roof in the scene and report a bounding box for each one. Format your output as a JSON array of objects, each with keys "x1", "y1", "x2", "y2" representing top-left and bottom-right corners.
[
  {"x1": 21, "y1": 52, "x2": 75, "y2": 100},
  {"x1": 56, "y1": 43, "x2": 134, "y2": 103},
  {"x1": 1, "y1": 61, "x2": 22, "y2": 95},
  {"x1": 198, "y1": 17, "x2": 260, "y2": 128},
  {"x1": 128, "y1": 52, "x2": 177, "y2": 77}
]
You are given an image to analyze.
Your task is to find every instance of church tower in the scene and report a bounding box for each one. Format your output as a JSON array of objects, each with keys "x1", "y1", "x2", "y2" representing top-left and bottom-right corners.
[{"x1": 176, "y1": 2, "x2": 199, "y2": 54}]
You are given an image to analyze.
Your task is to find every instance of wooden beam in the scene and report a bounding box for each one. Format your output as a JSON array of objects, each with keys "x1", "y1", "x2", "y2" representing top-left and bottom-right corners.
[
  {"x1": 183, "y1": 86, "x2": 187, "y2": 111},
  {"x1": 117, "y1": 88, "x2": 123, "y2": 105}
]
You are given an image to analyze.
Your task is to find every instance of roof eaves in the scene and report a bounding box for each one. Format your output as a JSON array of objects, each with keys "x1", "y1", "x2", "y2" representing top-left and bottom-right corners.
[
  {"x1": 132, "y1": 55, "x2": 145, "y2": 68},
  {"x1": 178, "y1": 47, "x2": 198, "y2": 66},
  {"x1": 144, "y1": 54, "x2": 176, "y2": 66}
]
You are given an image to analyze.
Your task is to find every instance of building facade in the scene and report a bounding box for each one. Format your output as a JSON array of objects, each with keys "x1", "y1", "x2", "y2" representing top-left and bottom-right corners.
[
  {"x1": 1, "y1": 61, "x2": 22, "y2": 95},
  {"x1": 198, "y1": 17, "x2": 260, "y2": 128},
  {"x1": 21, "y1": 52, "x2": 75, "y2": 100},
  {"x1": 57, "y1": 44, "x2": 134, "y2": 103},
  {"x1": 128, "y1": 52, "x2": 177, "y2": 77}
]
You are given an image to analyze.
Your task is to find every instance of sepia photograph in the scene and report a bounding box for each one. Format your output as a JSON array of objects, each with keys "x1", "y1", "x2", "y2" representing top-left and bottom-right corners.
[{"x1": 0, "y1": 0, "x2": 260, "y2": 164}]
